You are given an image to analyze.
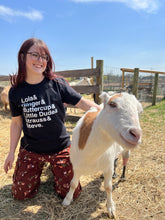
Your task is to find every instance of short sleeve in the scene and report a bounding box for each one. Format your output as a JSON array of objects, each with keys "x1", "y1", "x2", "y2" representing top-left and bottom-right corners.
[{"x1": 55, "y1": 77, "x2": 82, "y2": 105}]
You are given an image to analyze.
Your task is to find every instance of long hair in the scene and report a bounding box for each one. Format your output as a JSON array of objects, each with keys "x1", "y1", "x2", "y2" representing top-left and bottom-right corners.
[{"x1": 10, "y1": 38, "x2": 55, "y2": 87}]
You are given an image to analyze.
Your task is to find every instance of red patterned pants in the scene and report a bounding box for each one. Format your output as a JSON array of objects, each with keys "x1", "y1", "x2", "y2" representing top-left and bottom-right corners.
[{"x1": 12, "y1": 146, "x2": 81, "y2": 200}]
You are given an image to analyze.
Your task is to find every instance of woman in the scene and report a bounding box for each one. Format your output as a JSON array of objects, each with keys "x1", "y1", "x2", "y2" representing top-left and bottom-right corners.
[{"x1": 4, "y1": 38, "x2": 101, "y2": 200}]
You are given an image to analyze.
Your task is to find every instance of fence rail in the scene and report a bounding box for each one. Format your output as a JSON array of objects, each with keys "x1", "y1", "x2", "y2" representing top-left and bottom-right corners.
[
  {"x1": 56, "y1": 67, "x2": 100, "y2": 78},
  {"x1": 0, "y1": 76, "x2": 9, "y2": 81}
]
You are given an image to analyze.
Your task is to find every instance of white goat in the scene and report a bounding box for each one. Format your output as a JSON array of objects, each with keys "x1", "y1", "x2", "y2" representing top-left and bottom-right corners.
[
  {"x1": 68, "y1": 77, "x2": 92, "y2": 114},
  {"x1": 62, "y1": 92, "x2": 143, "y2": 218},
  {"x1": 69, "y1": 77, "x2": 92, "y2": 86}
]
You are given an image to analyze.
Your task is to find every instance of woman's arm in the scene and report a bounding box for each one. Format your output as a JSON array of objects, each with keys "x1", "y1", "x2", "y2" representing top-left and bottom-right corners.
[
  {"x1": 75, "y1": 97, "x2": 102, "y2": 112},
  {"x1": 4, "y1": 116, "x2": 23, "y2": 173}
]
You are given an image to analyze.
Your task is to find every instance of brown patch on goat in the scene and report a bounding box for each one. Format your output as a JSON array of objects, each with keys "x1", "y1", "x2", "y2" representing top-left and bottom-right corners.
[
  {"x1": 79, "y1": 110, "x2": 100, "y2": 150},
  {"x1": 107, "y1": 93, "x2": 122, "y2": 104}
]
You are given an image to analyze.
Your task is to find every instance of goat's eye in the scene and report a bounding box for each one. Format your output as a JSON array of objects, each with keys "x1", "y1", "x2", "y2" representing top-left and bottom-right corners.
[{"x1": 109, "y1": 101, "x2": 117, "y2": 108}]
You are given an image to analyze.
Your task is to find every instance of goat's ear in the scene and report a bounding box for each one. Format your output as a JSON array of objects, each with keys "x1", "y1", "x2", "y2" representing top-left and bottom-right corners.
[
  {"x1": 99, "y1": 92, "x2": 110, "y2": 106},
  {"x1": 138, "y1": 102, "x2": 143, "y2": 115}
]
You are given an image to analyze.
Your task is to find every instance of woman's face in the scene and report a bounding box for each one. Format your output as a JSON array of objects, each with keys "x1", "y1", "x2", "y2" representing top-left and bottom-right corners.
[{"x1": 25, "y1": 45, "x2": 48, "y2": 78}]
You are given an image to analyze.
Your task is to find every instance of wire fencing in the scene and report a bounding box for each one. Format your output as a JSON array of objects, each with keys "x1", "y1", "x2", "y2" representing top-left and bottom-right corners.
[{"x1": 103, "y1": 66, "x2": 165, "y2": 104}]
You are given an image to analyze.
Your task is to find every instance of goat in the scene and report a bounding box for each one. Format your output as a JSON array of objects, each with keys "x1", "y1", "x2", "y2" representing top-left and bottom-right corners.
[
  {"x1": 0, "y1": 85, "x2": 10, "y2": 110},
  {"x1": 62, "y1": 92, "x2": 143, "y2": 218},
  {"x1": 69, "y1": 77, "x2": 92, "y2": 86},
  {"x1": 68, "y1": 77, "x2": 92, "y2": 114}
]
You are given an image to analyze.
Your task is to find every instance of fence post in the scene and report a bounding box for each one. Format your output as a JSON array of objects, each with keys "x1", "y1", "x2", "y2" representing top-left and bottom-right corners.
[
  {"x1": 133, "y1": 68, "x2": 139, "y2": 97},
  {"x1": 90, "y1": 57, "x2": 94, "y2": 86},
  {"x1": 152, "y1": 73, "x2": 159, "y2": 105},
  {"x1": 95, "y1": 60, "x2": 103, "y2": 104},
  {"x1": 91, "y1": 57, "x2": 94, "y2": 69},
  {"x1": 121, "y1": 70, "x2": 125, "y2": 90}
]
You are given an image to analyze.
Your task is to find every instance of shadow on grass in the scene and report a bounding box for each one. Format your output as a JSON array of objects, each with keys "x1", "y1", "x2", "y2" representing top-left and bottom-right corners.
[{"x1": 0, "y1": 166, "x2": 123, "y2": 220}]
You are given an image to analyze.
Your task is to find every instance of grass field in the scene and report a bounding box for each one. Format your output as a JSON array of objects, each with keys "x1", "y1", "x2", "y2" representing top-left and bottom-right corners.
[{"x1": 0, "y1": 100, "x2": 165, "y2": 220}]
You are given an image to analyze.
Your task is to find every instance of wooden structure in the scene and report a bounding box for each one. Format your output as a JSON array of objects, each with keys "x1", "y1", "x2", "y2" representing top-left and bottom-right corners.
[
  {"x1": 56, "y1": 60, "x2": 103, "y2": 121},
  {"x1": 0, "y1": 76, "x2": 9, "y2": 81},
  {"x1": 0, "y1": 60, "x2": 103, "y2": 121},
  {"x1": 56, "y1": 60, "x2": 103, "y2": 102},
  {"x1": 120, "y1": 68, "x2": 165, "y2": 105}
]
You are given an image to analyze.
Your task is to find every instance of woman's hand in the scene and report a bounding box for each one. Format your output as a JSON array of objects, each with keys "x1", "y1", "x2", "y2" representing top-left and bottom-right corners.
[
  {"x1": 76, "y1": 97, "x2": 102, "y2": 112},
  {"x1": 4, "y1": 115, "x2": 22, "y2": 174},
  {"x1": 4, "y1": 152, "x2": 15, "y2": 173}
]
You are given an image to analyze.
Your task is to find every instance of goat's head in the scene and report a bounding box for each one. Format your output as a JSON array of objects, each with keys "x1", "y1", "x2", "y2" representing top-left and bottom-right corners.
[{"x1": 99, "y1": 92, "x2": 143, "y2": 149}]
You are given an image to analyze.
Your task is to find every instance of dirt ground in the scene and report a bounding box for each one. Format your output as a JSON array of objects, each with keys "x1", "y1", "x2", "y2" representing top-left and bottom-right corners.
[{"x1": 0, "y1": 100, "x2": 165, "y2": 220}]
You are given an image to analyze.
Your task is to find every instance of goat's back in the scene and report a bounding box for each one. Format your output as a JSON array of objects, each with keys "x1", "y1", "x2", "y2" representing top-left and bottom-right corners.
[{"x1": 0, "y1": 86, "x2": 10, "y2": 107}]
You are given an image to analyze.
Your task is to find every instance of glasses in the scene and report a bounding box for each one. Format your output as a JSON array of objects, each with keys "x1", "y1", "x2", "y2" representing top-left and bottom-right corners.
[{"x1": 27, "y1": 52, "x2": 49, "y2": 62}]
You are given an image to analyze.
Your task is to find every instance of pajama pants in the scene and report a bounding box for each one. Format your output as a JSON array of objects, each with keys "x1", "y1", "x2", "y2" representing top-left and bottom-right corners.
[{"x1": 12, "y1": 146, "x2": 81, "y2": 200}]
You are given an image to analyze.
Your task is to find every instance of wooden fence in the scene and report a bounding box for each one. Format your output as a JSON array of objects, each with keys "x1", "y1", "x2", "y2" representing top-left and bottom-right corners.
[
  {"x1": 56, "y1": 60, "x2": 103, "y2": 120},
  {"x1": 0, "y1": 60, "x2": 103, "y2": 121},
  {"x1": 120, "y1": 68, "x2": 165, "y2": 105}
]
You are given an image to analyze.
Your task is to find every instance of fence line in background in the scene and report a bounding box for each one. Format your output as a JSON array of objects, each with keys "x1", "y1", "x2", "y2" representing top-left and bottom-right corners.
[
  {"x1": 1, "y1": 63, "x2": 165, "y2": 107},
  {"x1": 120, "y1": 68, "x2": 165, "y2": 105}
]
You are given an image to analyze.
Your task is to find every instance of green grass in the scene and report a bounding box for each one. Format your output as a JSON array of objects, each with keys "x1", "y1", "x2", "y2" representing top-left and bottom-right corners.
[{"x1": 141, "y1": 100, "x2": 165, "y2": 126}]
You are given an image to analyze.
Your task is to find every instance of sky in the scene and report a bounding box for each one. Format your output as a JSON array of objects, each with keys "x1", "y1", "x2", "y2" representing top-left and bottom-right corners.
[{"x1": 0, "y1": 0, "x2": 165, "y2": 75}]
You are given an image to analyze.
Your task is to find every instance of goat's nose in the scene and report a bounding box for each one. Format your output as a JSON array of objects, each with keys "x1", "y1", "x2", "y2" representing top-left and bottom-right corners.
[{"x1": 129, "y1": 128, "x2": 141, "y2": 143}]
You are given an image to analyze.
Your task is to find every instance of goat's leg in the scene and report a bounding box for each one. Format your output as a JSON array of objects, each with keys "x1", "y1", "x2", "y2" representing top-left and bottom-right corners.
[
  {"x1": 104, "y1": 170, "x2": 115, "y2": 219},
  {"x1": 62, "y1": 172, "x2": 80, "y2": 206},
  {"x1": 112, "y1": 158, "x2": 118, "y2": 179},
  {"x1": 120, "y1": 150, "x2": 130, "y2": 181},
  {"x1": 5, "y1": 103, "x2": 7, "y2": 110}
]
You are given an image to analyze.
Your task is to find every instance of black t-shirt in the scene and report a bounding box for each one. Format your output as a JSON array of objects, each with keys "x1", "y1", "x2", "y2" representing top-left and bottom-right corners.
[{"x1": 9, "y1": 77, "x2": 82, "y2": 154}]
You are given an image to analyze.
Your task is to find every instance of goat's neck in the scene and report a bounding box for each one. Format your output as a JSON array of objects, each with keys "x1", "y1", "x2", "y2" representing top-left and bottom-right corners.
[{"x1": 84, "y1": 118, "x2": 114, "y2": 160}]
